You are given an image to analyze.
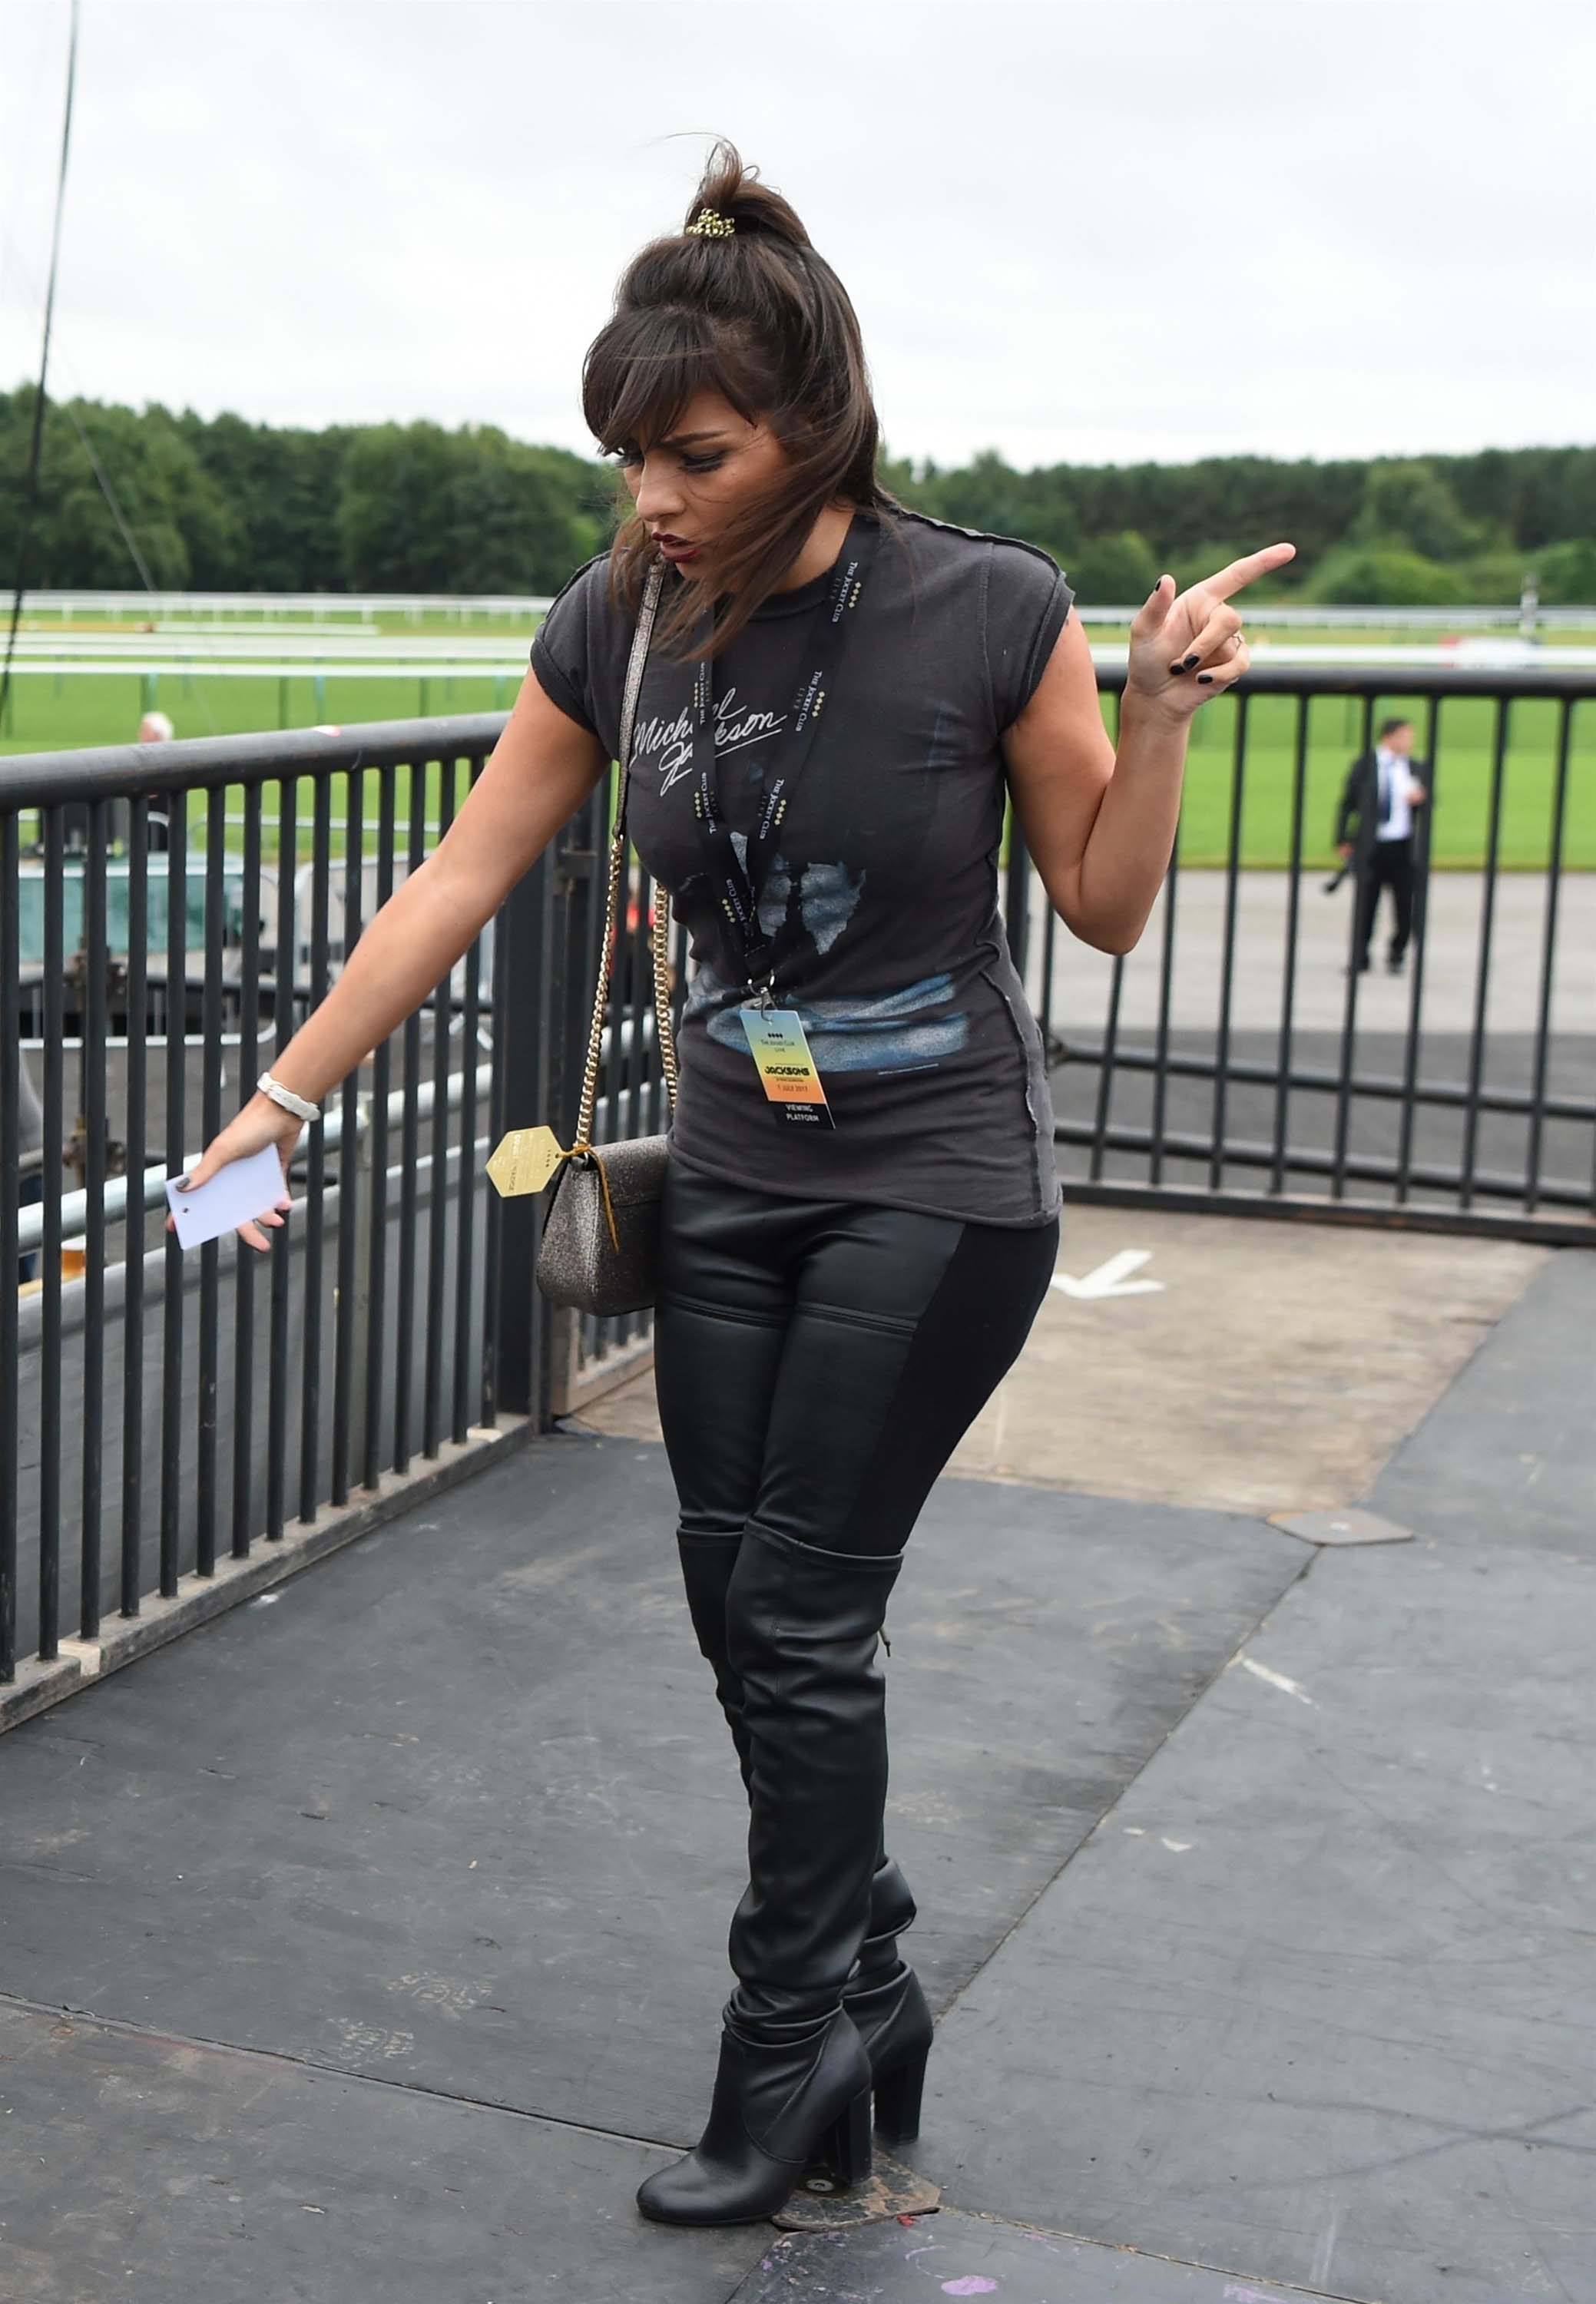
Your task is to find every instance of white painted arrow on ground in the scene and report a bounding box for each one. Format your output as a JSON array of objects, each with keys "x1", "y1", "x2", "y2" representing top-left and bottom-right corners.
[{"x1": 1050, "y1": 1250, "x2": 1164, "y2": 1300}]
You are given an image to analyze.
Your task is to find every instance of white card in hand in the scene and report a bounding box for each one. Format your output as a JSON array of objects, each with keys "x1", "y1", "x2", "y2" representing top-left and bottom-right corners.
[{"x1": 164, "y1": 1145, "x2": 288, "y2": 1250}]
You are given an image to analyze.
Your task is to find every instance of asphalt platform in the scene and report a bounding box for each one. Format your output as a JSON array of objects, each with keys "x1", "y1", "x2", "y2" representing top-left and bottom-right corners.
[{"x1": 0, "y1": 1228, "x2": 1591, "y2": 2304}]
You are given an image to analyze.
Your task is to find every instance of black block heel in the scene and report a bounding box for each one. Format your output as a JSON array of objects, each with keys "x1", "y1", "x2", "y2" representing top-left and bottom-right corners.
[
  {"x1": 873, "y1": 2045, "x2": 929, "y2": 2142},
  {"x1": 823, "y1": 2085, "x2": 874, "y2": 2188}
]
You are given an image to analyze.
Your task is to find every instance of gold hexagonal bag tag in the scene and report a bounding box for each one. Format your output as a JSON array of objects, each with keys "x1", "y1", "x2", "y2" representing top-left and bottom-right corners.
[{"x1": 485, "y1": 1124, "x2": 569, "y2": 1200}]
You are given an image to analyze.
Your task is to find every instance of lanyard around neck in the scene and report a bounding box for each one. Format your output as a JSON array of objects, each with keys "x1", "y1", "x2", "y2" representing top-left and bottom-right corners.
[{"x1": 687, "y1": 509, "x2": 880, "y2": 997}]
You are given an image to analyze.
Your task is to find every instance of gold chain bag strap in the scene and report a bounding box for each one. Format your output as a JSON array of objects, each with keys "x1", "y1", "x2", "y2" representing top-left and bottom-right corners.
[{"x1": 534, "y1": 559, "x2": 678, "y2": 1317}]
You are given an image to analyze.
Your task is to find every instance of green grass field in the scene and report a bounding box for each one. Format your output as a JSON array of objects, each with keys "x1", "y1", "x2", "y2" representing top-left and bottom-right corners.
[{"x1": 3, "y1": 614, "x2": 1592, "y2": 871}]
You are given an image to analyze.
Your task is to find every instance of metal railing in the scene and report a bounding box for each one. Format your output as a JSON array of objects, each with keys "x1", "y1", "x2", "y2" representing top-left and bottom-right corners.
[
  {"x1": 3, "y1": 660, "x2": 1591, "y2": 1714},
  {"x1": 6, "y1": 591, "x2": 556, "y2": 622},
  {"x1": 1006, "y1": 662, "x2": 1594, "y2": 1241},
  {"x1": 1, "y1": 717, "x2": 680, "y2": 1718}
]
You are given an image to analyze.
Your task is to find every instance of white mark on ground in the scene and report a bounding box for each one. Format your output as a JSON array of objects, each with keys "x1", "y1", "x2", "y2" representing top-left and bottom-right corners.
[
  {"x1": 1050, "y1": 1249, "x2": 1164, "y2": 1300},
  {"x1": 1240, "y1": 1657, "x2": 1314, "y2": 1704},
  {"x1": 329, "y1": 2020, "x2": 415, "y2": 2061}
]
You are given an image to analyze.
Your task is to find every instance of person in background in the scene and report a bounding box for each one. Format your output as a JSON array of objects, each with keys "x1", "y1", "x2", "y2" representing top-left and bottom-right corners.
[
  {"x1": 137, "y1": 710, "x2": 176, "y2": 850},
  {"x1": 1334, "y1": 714, "x2": 1429, "y2": 974}
]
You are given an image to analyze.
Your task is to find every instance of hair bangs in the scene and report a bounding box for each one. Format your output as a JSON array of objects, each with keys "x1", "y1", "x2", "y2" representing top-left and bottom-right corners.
[{"x1": 584, "y1": 309, "x2": 751, "y2": 458}]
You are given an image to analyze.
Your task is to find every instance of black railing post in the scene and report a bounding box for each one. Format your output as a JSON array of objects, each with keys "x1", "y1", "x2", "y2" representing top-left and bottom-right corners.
[
  {"x1": 1, "y1": 809, "x2": 19, "y2": 1684},
  {"x1": 481, "y1": 852, "x2": 538, "y2": 1419},
  {"x1": 547, "y1": 795, "x2": 605, "y2": 1417},
  {"x1": 488, "y1": 790, "x2": 605, "y2": 1425}
]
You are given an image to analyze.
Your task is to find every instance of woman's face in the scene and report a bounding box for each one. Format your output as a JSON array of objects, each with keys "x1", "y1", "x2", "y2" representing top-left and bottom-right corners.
[{"x1": 612, "y1": 386, "x2": 787, "y2": 576}]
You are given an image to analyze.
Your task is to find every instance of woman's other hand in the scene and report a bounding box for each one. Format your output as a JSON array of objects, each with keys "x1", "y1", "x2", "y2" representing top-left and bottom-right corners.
[
  {"x1": 164, "y1": 1095, "x2": 303, "y2": 1253},
  {"x1": 1124, "y1": 543, "x2": 1296, "y2": 720}
]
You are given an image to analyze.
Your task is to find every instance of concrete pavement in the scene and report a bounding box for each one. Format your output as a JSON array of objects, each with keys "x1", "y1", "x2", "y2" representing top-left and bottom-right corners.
[
  {"x1": 1031, "y1": 869, "x2": 1594, "y2": 1039},
  {"x1": 2, "y1": 1223, "x2": 1591, "y2": 2303}
]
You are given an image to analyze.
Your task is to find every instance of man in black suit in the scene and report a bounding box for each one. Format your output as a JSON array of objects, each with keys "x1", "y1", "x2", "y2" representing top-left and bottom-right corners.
[{"x1": 1333, "y1": 716, "x2": 1429, "y2": 974}]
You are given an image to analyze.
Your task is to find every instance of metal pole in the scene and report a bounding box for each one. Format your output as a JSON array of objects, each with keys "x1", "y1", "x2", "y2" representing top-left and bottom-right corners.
[
  {"x1": 348, "y1": 1091, "x2": 375, "y2": 1487},
  {"x1": 489, "y1": 841, "x2": 557, "y2": 1421}
]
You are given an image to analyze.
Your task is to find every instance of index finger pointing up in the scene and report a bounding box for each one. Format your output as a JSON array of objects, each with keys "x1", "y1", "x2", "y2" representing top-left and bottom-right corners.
[{"x1": 1202, "y1": 542, "x2": 1297, "y2": 601}]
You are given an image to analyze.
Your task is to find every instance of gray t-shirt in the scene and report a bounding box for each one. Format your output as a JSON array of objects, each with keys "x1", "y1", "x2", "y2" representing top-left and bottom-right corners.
[{"x1": 530, "y1": 505, "x2": 1072, "y2": 1228}]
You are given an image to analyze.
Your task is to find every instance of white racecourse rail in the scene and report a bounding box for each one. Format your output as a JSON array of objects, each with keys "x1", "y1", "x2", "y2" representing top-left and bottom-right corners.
[{"x1": 5, "y1": 588, "x2": 1594, "y2": 631}]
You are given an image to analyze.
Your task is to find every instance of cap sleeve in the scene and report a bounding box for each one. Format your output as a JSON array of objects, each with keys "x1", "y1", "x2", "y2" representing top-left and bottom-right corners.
[
  {"x1": 528, "y1": 553, "x2": 612, "y2": 746},
  {"x1": 984, "y1": 538, "x2": 1074, "y2": 733}
]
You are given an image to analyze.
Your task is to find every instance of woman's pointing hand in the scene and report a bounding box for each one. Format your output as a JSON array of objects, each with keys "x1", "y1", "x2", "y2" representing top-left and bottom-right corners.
[{"x1": 1124, "y1": 542, "x2": 1296, "y2": 719}]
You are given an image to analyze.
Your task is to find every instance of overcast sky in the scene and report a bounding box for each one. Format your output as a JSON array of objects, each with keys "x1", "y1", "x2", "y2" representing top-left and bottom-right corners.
[{"x1": 2, "y1": 0, "x2": 1591, "y2": 472}]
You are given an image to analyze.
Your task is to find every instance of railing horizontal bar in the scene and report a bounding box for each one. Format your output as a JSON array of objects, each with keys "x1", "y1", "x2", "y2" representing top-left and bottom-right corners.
[
  {"x1": 0, "y1": 718, "x2": 507, "y2": 806},
  {"x1": 15, "y1": 1061, "x2": 495, "y2": 1256},
  {"x1": 1083, "y1": 664, "x2": 1596, "y2": 701},
  {"x1": 18, "y1": 1134, "x2": 492, "y2": 1351},
  {"x1": 1055, "y1": 1120, "x2": 1593, "y2": 1209},
  {"x1": 5, "y1": 660, "x2": 526, "y2": 681},
  {"x1": 1057, "y1": 1177, "x2": 1595, "y2": 1247},
  {"x1": 1057, "y1": 1042, "x2": 1596, "y2": 1124},
  {"x1": 16, "y1": 1051, "x2": 658, "y2": 1261}
]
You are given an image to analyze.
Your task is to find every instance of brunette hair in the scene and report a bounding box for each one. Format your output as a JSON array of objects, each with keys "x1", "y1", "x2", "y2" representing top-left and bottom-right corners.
[
  {"x1": 1378, "y1": 716, "x2": 1414, "y2": 738},
  {"x1": 582, "y1": 138, "x2": 902, "y2": 661}
]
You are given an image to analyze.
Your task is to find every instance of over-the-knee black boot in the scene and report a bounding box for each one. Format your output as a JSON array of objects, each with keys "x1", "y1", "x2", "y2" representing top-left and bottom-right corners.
[
  {"x1": 676, "y1": 1531, "x2": 756, "y2": 1796},
  {"x1": 726, "y1": 1522, "x2": 903, "y2": 2025},
  {"x1": 677, "y1": 1528, "x2": 918, "y2": 1955},
  {"x1": 639, "y1": 1524, "x2": 902, "y2": 2223},
  {"x1": 675, "y1": 1527, "x2": 934, "y2": 2140}
]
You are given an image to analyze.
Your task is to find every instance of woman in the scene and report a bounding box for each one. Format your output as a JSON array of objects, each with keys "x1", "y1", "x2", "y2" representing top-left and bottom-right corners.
[{"x1": 178, "y1": 142, "x2": 1293, "y2": 2227}]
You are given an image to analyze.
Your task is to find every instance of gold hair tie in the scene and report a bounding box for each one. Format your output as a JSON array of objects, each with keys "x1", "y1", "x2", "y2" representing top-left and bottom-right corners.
[{"x1": 686, "y1": 207, "x2": 736, "y2": 239}]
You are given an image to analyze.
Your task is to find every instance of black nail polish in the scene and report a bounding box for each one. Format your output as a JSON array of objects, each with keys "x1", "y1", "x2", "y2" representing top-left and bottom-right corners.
[
  {"x1": 1197, "y1": 672, "x2": 1214, "y2": 684},
  {"x1": 1167, "y1": 661, "x2": 1187, "y2": 676},
  {"x1": 1182, "y1": 652, "x2": 1200, "y2": 670}
]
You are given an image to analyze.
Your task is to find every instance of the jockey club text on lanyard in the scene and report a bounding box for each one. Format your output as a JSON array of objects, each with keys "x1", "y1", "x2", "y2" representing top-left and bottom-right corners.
[{"x1": 687, "y1": 509, "x2": 881, "y2": 1132}]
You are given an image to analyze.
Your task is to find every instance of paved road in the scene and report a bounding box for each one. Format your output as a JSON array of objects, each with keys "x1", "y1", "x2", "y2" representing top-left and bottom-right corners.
[{"x1": 1026, "y1": 867, "x2": 1594, "y2": 1038}]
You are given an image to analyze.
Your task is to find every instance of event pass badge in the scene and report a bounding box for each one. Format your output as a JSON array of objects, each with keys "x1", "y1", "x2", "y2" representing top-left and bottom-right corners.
[{"x1": 739, "y1": 1005, "x2": 836, "y2": 1130}]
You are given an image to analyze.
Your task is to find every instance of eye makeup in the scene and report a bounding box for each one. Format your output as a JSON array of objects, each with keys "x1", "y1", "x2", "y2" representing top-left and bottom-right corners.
[{"x1": 605, "y1": 442, "x2": 729, "y2": 474}]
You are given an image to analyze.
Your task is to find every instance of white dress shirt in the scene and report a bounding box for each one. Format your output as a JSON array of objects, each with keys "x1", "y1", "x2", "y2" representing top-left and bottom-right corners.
[{"x1": 1373, "y1": 746, "x2": 1420, "y2": 841}]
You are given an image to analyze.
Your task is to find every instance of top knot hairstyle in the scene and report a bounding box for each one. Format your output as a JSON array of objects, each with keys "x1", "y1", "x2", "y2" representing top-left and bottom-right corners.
[{"x1": 583, "y1": 139, "x2": 899, "y2": 662}]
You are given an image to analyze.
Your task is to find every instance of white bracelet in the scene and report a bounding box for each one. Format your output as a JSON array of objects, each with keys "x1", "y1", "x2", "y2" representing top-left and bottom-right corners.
[{"x1": 257, "y1": 1071, "x2": 321, "y2": 1122}]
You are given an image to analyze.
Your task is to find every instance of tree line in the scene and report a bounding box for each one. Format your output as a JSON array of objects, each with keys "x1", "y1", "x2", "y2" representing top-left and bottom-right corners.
[{"x1": 3, "y1": 384, "x2": 1594, "y2": 604}]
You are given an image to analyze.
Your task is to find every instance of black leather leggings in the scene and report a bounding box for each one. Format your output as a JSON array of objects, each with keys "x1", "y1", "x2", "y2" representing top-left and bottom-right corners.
[{"x1": 654, "y1": 1158, "x2": 1060, "y2": 1561}]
